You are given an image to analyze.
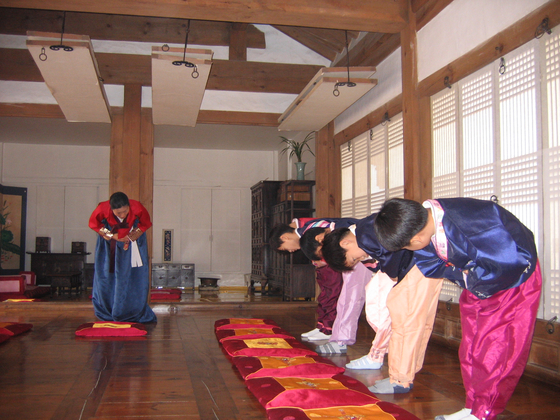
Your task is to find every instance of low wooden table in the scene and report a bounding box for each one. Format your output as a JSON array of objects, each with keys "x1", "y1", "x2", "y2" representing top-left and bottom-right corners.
[{"x1": 48, "y1": 271, "x2": 82, "y2": 296}]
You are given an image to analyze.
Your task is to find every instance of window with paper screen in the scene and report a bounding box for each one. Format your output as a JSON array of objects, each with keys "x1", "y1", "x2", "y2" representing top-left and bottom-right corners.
[
  {"x1": 543, "y1": 30, "x2": 560, "y2": 319},
  {"x1": 353, "y1": 133, "x2": 370, "y2": 218},
  {"x1": 429, "y1": 27, "x2": 560, "y2": 319},
  {"x1": 340, "y1": 113, "x2": 404, "y2": 219},
  {"x1": 432, "y1": 87, "x2": 459, "y2": 198},
  {"x1": 340, "y1": 140, "x2": 353, "y2": 217},
  {"x1": 387, "y1": 115, "x2": 404, "y2": 200},
  {"x1": 369, "y1": 125, "x2": 386, "y2": 212}
]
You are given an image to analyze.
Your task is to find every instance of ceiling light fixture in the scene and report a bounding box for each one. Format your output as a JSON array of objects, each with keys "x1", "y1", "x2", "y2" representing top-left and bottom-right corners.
[
  {"x1": 172, "y1": 20, "x2": 199, "y2": 79},
  {"x1": 27, "y1": 31, "x2": 111, "y2": 123},
  {"x1": 333, "y1": 31, "x2": 356, "y2": 97},
  {"x1": 278, "y1": 67, "x2": 377, "y2": 131},
  {"x1": 151, "y1": 44, "x2": 213, "y2": 126},
  {"x1": 50, "y1": 11, "x2": 73, "y2": 52}
]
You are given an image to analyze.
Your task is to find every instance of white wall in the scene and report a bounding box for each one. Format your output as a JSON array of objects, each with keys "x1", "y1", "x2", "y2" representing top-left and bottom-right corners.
[
  {"x1": 0, "y1": 142, "x2": 277, "y2": 287},
  {"x1": 153, "y1": 148, "x2": 277, "y2": 286},
  {"x1": 1, "y1": 143, "x2": 109, "y2": 270}
]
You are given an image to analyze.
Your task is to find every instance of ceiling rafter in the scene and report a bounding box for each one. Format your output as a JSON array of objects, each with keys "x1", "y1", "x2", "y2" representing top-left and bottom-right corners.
[
  {"x1": 333, "y1": 32, "x2": 401, "y2": 67},
  {"x1": 0, "y1": 7, "x2": 266, "y2": 48},
  {"x1": 0, "y1": 0, "x2": 408, "y2": 33},
  {"x1": 272, "y1": 25, "x2": 359, "y2": 61},
  {"x1": 0, "y1": 48, "x2": 323, "y2": 94}
]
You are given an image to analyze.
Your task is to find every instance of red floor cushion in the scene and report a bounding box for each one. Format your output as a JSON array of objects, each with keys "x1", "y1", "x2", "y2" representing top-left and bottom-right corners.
[
  {"x1": 24, "y1": 286, "x2": 51, "y2": 299},
  {"x1": 247, "y1": 374, "x2": 374, "y2": 409},
  {"x1": 214, "y1": 318, "x2": 278, "y2": 330},
  {"x1": 150, "y1": 289, "x2": 182, "y2": 300},
  {"x1": 216, "y1": 326, "x2": 293, "y2": 342},
  {"x1": 232, "y1": 355, "x2": 345, "y2": 380},
  {"x1": 75, "y1": 322, "x2": 148, "y2": 337},
  {"x1": 0, "y1": 322, "x2": 33, "y2": 337},
  {"x1": 221, "y1": 336, "x2": 317, "y2": 358}
]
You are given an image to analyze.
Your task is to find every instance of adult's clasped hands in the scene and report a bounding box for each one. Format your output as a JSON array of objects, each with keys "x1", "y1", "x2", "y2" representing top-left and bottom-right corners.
[{"x1": 127, "y1": 228, "x2": 143, "y2": 242}]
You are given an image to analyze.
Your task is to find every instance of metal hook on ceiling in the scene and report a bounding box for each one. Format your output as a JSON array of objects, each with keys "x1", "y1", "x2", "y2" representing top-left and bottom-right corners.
[
  {"x1": 546, "y1": 316, "x2": 557, "y2": 334},
  {"x1": 499, "y1": 57, "x2": 507, "y2": 75},
  {"x1": 381, "y1": 111, "x2": 391, "y2": 126},
  {"x1": 172, "y1": 20, "x2": 199, "y2": 78},
  {"x1": 535, "y1": 17, "x2": 552, "y2": 39},
  {"x1": 333, "y1": 30, "x2": 356, "y2": 97},
  {"x1": 49, "y1": 11, "x2": 73, "y2": 53}
]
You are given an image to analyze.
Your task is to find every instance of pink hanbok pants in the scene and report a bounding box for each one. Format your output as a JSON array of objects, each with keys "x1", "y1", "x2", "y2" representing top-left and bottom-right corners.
[
  {"x1": 459, "y1": 262, "x2": 542, "y2": 420},
  {"x1": 330, "y1": 261, "x2": 371, "y2": 345},
  {"x1": 365, "y1": 271, "x2": 395, "y2": 363}
]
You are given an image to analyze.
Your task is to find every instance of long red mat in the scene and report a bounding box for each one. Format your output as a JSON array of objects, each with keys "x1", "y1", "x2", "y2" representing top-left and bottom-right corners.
[{"x1": 215, "y1": 317, "x2": 420, "y2": 420}]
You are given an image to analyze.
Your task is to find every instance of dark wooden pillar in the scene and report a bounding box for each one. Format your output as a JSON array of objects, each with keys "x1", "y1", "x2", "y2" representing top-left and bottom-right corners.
[
  {"x1": 401, "y1": 1, "x2": 432, "y2": 201},
  {"x1": 315, "y1": 121, "x2": 341, "y2": 217},
  {"x1": 109, "y1": 84, "x2": 154, "y2": 258}
]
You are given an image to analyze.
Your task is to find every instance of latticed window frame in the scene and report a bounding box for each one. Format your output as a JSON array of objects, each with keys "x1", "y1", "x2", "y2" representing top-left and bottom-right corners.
[
  {"x1": 430, "y1": 28, "x2": 560, "y2": 319},
  {"x1": 340, "y1": 113, "x2": 405, "y2": 219}
]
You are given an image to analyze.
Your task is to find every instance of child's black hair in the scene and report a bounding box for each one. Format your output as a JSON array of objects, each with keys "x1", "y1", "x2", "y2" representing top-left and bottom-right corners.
[
  {"x1": 268, "y1": 223, "x2": 295, "y2": 250},
  {"x1": 374, "y1": 198, "x2": 428, "y2": 251},
  {"x1": 300, "y1": 227, "x2": 327, "y2": 261},
  {"x1": 321, "y1": 227, "x2": 354, "y2": 272}
]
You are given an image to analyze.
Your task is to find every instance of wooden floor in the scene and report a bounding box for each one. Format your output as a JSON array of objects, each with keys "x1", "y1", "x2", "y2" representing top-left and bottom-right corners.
[{"x1": 1, "y1": 291, "x2": 560, "y2": 420}]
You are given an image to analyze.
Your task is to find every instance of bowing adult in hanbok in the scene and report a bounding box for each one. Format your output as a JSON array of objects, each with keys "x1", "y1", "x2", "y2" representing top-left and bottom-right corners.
[{"x1": 88, "y1": 192, "x2": 157, "y2": 323}]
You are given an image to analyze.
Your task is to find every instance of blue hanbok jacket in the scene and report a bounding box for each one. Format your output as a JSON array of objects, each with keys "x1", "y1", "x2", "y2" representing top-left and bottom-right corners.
[{"x1": 413, "y1": 198, "x2": 537, "y2": 299}]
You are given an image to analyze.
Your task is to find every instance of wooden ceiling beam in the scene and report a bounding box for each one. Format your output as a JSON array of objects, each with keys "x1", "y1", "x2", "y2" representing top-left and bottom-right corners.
[
  {"x1": 0, "y1": 103, "x2": 281, "y2": 126},
  {"x1": 0, "y1": 103, "x2": 65, "y2": 118},
  {"x1": 0, "y1": 0, "x2": 408, "y2": 33},
  {"x1": 229, "y1": 23, "x2": 248, "y2": 61},
  {"x1": 0, "y1": 48, "x2": 323, "y2": 94},
  {"x1": 0, "y1": 7, "x2": 266, "y2": 48},
  {"x1": 273, "y1": 25, "x2": 358, "y2": 61},
  {"x1": 197, "y1": 110, "x2": 280, "y2": 126},
  {"x1": 413, "y1": 0, "x2": 454, "y2": 30},
  {"x1": 333, "y1": 32, "x2": 401, "y2": 67}
]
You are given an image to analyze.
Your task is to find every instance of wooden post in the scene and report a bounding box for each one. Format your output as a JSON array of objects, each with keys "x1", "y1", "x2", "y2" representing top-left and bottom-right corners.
[
  {"x1": 401, "y1": 1, "x2": 428, "y2": 202},
  {"x1": 315, "y1": 121, "x2": 341, "y2": 217},
  {"x1": 109, "y1": 84, "x2": 154, "y2": 273}
]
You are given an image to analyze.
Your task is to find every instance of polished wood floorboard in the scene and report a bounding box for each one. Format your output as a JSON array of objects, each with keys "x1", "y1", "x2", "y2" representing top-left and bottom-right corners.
[{"x1": 1, "y1": 292, "x2": 560, "y2": 420}]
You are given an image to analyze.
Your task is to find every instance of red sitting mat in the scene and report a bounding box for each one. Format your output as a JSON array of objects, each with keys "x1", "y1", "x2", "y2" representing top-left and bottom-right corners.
[
  {"x1": 232, "y1": 355, "x2": 344, "y2": 380},
  {"x1": 215, "y1": 317, "x2": 421, "y2": 420},
  {"x1": 220, "y1": 336, "x2": 317, "y2": 358},
  {"x1": 151, "y1": 288, "x2": 182, "y2": 295},
  {"x1": 0, "y1": 293, "x2": 28, "y2": 302},
  {"x1": 0, "y1": 322, "x2": 33, "y2": 337},
  {"x1": 2, "y1": 298, "x2": 36, "y2": 302},
  {"x1": 75, "y1": 322, "x2": 148, "y2": 337},
  {"x1": 24, "y1": 286, "x2": 51, "y2": 299},
  {"x1": 267, "y1": 400, "x2": 418, "y2": 420},
  {"x1": 216, "y1": 326, "x2": 293, "y2": 342},
  {"x1": 0, "y1": 334, "x2": 10, "y2": 344},
  {"x1": 150, "y1": 289, "x2": 182, "y2": 300},
  {"x1": 246, "y1": 374, "x2": 373, "y2": 409},
  {"x1": 214, "y1": 318, "x2": 278, "y2": 330}
]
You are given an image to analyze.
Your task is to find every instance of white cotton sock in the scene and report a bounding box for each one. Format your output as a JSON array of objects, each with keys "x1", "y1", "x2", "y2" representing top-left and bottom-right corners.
[
  {"x1": 434, "y1": 408, "x2": 472, "y2": 420},
  {"x1": 301, "y1": 328, "x2": 319, "y2": 338},
  {"x1": 307, "y1": 331, "x2": 332, "y2": 341}
]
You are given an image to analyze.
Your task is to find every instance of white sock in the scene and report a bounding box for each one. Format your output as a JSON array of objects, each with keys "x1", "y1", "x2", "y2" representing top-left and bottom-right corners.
[
  {"x1": 434, "y1": 408, "x2": 472, "y2": 420},
  {"x1": 301, "y1": 328, "x2": 319, "y2": 337}
]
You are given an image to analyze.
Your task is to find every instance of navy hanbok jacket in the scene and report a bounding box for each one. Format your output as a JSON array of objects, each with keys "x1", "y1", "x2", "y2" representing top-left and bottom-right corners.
[
  {"x1": 354, "y1": 214, "x2": 415, "y2": 282},
  {"x1": 413, "y1": 198, "x2": 537, "y2": 299}
]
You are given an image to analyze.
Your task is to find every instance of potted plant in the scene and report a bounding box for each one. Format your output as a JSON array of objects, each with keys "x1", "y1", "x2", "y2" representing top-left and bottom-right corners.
[{"x1": 279, "y1": 132, "x2": 315, "y2": 180}]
